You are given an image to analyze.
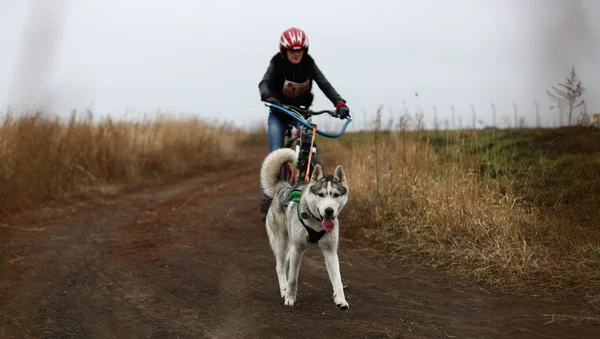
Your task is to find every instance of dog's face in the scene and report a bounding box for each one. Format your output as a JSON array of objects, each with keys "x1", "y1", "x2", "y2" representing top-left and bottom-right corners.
[{"x1": 306, "y1": 164, "x2": 349, "y2": 232}]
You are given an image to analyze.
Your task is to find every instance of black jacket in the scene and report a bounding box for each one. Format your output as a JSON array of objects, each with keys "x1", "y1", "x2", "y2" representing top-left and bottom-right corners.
[{"x1": 258, "y1": 53, "x2": 346, "y2": 109}]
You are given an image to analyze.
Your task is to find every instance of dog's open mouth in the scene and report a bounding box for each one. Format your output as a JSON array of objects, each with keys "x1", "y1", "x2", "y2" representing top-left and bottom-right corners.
[{"x1": 322, "y1": 216, "x2": 335, "y2": 232}]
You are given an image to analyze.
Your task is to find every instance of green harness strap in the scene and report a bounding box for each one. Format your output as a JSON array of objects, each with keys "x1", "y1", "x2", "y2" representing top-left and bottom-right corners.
[{"x1": 285, "y1": 189, "x2": 303, "y2": 215}]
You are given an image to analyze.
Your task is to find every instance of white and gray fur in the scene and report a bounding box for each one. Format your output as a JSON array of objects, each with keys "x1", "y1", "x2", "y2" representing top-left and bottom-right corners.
[{"x1": 260, "y1": 148, "x2": 350, "y2": 309}]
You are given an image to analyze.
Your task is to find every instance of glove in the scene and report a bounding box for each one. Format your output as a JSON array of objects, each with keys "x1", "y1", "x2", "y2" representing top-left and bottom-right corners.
[
  {"x1": 264, "y1": 94, "x2": 280, "y2": 106},
  {"x1": 336, "y1": 103, "x2": 350, "y2": 119}
]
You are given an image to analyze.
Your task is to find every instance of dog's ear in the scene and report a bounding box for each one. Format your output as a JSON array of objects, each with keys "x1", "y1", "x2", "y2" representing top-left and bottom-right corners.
[
  {"x1": 310, "y1": 164, "x2": 323, "y2": 184},
  {"x1": 333, "y1": 165, "x2": 346, "y2": 184}
]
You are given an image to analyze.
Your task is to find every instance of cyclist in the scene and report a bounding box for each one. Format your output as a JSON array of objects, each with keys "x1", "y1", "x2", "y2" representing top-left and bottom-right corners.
[{"x1": 258, "y1": 27, "x2": 350, "y2": 214}]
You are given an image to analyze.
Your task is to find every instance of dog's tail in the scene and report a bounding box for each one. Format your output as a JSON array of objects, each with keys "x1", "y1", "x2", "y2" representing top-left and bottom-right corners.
[{"x1": 260, "y1": 148, "x2": 297, "y2": 198}]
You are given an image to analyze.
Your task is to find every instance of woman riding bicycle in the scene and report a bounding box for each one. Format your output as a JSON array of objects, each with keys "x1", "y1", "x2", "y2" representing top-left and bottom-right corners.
[{"x1": 258, "y1": 27, "x2": 350, "y2": 214}]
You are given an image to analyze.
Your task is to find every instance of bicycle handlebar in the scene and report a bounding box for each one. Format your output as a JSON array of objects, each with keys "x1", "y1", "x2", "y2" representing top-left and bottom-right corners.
[
  {"x1": 287, "y1": 105, "x2": 338, "y2": 117},
  {"x1": 263, "y1": 101, "x2": 353, "y2": 138}
]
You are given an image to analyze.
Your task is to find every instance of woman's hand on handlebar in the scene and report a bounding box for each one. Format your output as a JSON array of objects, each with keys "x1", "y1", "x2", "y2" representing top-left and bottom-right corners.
[
  {"x1": 264, "y1": 96, "x2": 280, "y2": 106},
  {"x1": 335, "y1": 104, "x2": 350, "y2": 119}
]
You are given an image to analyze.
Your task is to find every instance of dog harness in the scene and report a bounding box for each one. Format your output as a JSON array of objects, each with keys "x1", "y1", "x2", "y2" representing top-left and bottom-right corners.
[{"x1": 285, "y1": 189, "x2": 326, "y2": 243}]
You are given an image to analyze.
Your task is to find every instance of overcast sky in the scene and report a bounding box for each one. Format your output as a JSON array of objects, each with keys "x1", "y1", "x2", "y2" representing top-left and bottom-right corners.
[{"x1": 1, "y1": 0, "x2": 598, "y2": 129}]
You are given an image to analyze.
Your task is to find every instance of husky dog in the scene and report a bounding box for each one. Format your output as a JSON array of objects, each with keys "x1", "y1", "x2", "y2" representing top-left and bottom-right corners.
[{"x1": 260, "y1": 148, "x2": 350, "y2": 309}]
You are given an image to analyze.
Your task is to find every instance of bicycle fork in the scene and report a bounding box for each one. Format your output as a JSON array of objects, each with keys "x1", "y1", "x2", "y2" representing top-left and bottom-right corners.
[{"x1": 295, "y1": 125, "x2": 317, "y2": 182}]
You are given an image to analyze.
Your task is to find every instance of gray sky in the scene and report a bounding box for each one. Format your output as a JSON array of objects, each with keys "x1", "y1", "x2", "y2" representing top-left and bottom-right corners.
[{"x1": 1, "y1": 0, "x2": 598, "y2": 129}]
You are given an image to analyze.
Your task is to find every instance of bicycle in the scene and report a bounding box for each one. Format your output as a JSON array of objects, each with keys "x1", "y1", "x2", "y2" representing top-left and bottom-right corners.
[{"x1": 263, "y1": 101, "x2": 353, "y2": 185}]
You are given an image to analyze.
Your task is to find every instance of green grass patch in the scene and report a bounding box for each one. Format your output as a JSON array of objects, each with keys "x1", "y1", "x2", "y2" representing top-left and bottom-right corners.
[{"x1": 422, "y1": 126, "x2": 600, "y2": 226}]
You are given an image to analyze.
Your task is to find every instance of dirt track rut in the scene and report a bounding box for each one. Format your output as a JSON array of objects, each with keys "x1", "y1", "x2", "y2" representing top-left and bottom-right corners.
[{"x1": 0, "y1": 150, "x2": 597, "y2": 338}]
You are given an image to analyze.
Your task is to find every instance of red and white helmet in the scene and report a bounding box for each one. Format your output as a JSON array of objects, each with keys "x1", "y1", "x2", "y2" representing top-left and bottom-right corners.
[{"x1": 279, "y1": 27, "x2": 309, "y2": 53}]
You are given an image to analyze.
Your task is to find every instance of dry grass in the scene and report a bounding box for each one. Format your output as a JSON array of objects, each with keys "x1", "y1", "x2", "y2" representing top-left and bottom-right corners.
[
  {"x1": 0, "y1": 109, "x2": 246, "y2": 217},
  {"x1": 320, "y1": 109, "x2": 600, "y2": 294}
]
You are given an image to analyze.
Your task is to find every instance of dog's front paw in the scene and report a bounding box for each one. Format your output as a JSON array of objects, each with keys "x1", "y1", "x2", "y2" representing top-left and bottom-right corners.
[
  {"x1": 284, "y1": 283, "x2": 297, "y2": 306},
  {"x1": 333, "y1": 294, "x2": 349, "y2": 310},
  {"x1": 284, "y1": 294, "x2": 296, "y2": 306}
]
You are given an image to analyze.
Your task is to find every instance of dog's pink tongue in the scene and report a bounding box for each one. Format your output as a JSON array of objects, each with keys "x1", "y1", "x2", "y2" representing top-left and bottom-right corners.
[{"x1": 322, "y1": 217, "x2": 335, "y2": 232}]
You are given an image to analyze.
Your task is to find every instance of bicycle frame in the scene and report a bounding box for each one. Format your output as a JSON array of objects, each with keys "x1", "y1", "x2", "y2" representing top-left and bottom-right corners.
[{"x1": 264, "y1": 101, "x2": 353, "y2": 184}]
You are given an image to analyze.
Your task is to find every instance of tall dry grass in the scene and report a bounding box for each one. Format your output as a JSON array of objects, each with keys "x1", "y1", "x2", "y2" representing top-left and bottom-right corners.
[
  {"x1": 321, "y1": 108, "x2": 600, "y2": 293},
  {"x1": 0, "y1": 110, "x2": 245, "y2": 217}
]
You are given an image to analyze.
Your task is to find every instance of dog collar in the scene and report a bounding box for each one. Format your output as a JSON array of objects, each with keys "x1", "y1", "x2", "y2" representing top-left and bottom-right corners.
[{"x1": 303, "y1": 205, "x2": 322, "y2": 222}]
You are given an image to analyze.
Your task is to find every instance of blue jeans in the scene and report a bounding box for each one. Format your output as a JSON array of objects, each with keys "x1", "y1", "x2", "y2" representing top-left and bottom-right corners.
[
  {"x1": 262, "y1": 109, "x2": 301, "y2": 210},
  {"x1": 262, "y1": 110, "x2": 290, "y2": 207},
  {"x1": 267, "y1": 109, "x2": 300, "y2": 153}
]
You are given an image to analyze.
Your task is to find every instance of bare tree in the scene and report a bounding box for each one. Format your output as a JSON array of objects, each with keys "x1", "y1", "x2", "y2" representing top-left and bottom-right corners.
[
  {"x1": 546, "y1": 66, "x2": 585, "y2": 126},
  {"x1": 577, "y1": 100, "x2": 590, "y2": 126}
]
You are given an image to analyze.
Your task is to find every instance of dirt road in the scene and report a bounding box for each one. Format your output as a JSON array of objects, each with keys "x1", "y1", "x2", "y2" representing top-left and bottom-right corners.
[{"x1": 0, "y1": 146, "x2": 597, "y2": 338}]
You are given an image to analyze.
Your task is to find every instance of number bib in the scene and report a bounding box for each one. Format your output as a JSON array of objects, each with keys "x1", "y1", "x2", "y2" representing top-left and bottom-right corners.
[{"x1": 282, "y1": 79, "x2": 310, "y2": 98}]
